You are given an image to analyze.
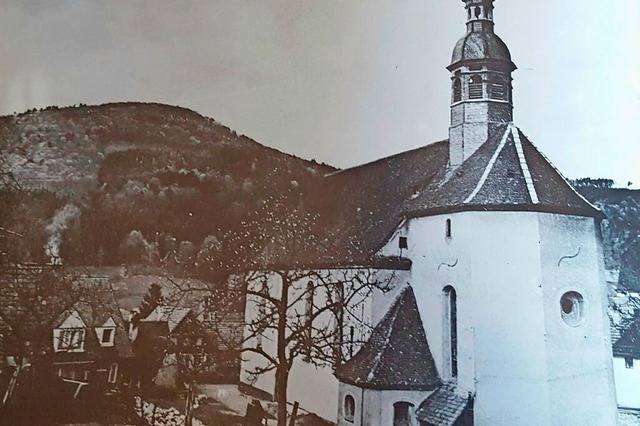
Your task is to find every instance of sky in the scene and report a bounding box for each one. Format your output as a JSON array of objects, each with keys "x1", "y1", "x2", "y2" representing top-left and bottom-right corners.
[{"x1": 1, "y1": 1, "x2": 639, "y2": 186}]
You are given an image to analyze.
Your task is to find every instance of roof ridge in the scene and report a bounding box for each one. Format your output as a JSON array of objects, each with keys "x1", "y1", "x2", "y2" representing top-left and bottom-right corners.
[
  {"x1": 464, "y1": 124, "x2": 512, "y2": 203},
  {"x1": 516, "y1": 128, "x2": 602, "y2": 214},
  {"x1": 324, "y1": 140, "x2": 448, "y2": 178},
  {"x1": 512, "y1": 125, "x2": 539, "y2": 204}
]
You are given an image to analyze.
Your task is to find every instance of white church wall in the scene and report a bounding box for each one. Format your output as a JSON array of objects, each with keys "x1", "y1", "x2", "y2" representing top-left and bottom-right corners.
[
  {"x1": 240, "y1": 268, "x2": 407, "y2": 422},
  {"x1": 538, "y1": 213, "x2": 618, "y2": 425},
  {"x1": 336, "y1": 382, "x2": 432, "y2": 426},
  {"x1": 613, "y1": 356, "x2": 640, "y2": 409},
  {"x1": 381, "y1": 210, "x2": 616, "y2": 426}
]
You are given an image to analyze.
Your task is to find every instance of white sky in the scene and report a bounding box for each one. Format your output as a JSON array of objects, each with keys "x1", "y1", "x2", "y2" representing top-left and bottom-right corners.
[{"x1": 1, "y1": 1, "x2": 639, "y2": 185}]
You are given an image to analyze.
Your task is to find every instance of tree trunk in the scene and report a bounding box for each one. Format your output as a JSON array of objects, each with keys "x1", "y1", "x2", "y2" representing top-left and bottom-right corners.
[{"x1": 276, "y1": 273, "x2": 290, "y2": 426}]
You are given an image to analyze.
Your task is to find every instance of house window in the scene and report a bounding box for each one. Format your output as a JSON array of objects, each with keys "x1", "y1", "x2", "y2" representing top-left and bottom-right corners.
[
  {"x1": 468, "y1": 75, "x2": 483, "y2": 99},
  {"x1": 560, "y1": 291, "x2": 585, "y2": 327},
  {"x1": 625, "y1": 357, "x2": 634, "y2": 369},
  {"x1": 399, "y1": 236, "x2": 408, "y2": 250},
  {"x1": 56, "y1": 328, "x2": 85, "y2": 352},
  {"x1": 443, "y1": 286, "x2": 458, "y2": 379},
  {"x1": 446, "y1": 219, "x2": 452, "y2": 239},
  {"x1": 393, "y1": 401, "x2": 415, "y2": 426},
  {"x1": 344, "y1": 395, "x2": 355, "y2": 423},
  {"x1": 453, "y1": 78, "x2": 462, "y2": 103},
  {"x1": 101, "y1": 328, "x2": 115, "y2": 346},
  {"x1": 107, "y1": 363, "x2": 118, "y2": 383}
]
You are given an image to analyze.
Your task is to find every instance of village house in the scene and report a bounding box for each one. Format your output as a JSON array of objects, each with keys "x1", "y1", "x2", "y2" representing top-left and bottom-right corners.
[
  {"x1": 0, "y1": 264, "x2": 134, "y2": 410},
  {"x1": 240, "y1": 1, "x2": 618, "y2": 425},
  {"x1": 612, "y1": 313, "x2": 640, "y2": 411}
]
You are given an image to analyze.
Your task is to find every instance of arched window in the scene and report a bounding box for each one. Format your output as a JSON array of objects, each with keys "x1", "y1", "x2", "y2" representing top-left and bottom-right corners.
[
  {"x1": 453, "y1": 78, "x2": 462, "y2": 103},
  {"x1": 489, "y1": 75, "x2": 507, "y2": 100},
  {"x1": 344, "y1": 395, "x2": 355, "y2": 423},
  {"x1": 393, "y1": 402, "x2": 415, "y2": 426},
  {"x1": 474, "y1": 6, "x2": 481, "y2": 19},
  {"x1": 468, "y1": 75, "x2": 483, "y2": 99},
  {"x1": 443, "y1": 286, "x2": 458, "y2": 379},
  {"x1": 446, "y1": 219, "x2": 452, "y2": 239}
]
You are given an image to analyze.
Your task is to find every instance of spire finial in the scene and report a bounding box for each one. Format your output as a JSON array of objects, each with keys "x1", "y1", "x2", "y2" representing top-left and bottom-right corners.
[{"x1": 462, "y1": 0, "x2": 495, "y2": 33}]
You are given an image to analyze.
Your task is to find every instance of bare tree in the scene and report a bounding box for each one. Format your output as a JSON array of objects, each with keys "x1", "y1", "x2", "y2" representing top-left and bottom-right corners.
[{"x1": 191, "y1": 195, "x2": 401, "y2": 426}]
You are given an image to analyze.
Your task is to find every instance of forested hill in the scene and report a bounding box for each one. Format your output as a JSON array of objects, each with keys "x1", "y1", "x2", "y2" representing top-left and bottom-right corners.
[
  {"x1": 573, "y1": 180, "x2": 640, "y2": 291},
  {"x1": 0, "y1": 102, "x2": 335, "y2": 266}
]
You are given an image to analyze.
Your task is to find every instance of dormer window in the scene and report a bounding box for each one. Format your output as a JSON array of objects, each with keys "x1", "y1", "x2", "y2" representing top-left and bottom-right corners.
[
  {"x1": 95, "y1": 317, "x2": 117, "y2": 347},
  {"x1": 54, "y1": 328, "x2": 85, "y2": 352},
  {"x1": 54, "y1": 310, "x2": 87, "y2": 353}
]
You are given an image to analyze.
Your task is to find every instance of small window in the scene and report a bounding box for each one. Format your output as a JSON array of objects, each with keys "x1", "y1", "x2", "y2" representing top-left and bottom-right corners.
[
  {"x1": 344, "y1": 395, "x2": 355, "y2": 423},
  {"x1": 453, "y1": 78, "x2": 462, "y2": 103},
  {"x1": 393, "y1": 402, "x2": 415, "y2": 426},
  {"x1": 107, "y1": 363, "x2": 118, "y2": 383},
  {"x1": 560, "y1": 291, "x2": 585, "y2": 327},
  {"x1": 446, "y1": 219, "x2": 452, "y2": 239},
  {"x1": 468, "y1": 75, "x2": 483, "y2": 99},
  {"x1": 399, "y1": 236, "x2": 408, "y2": 249},
  {"x1": 625, "y1": 357, "x2": 634, "y2": 369},
  {"x1": 474, "y1": 6, "x2": 481, "y2": 19},
  {"x1": 101, "y1": 328, "x2": 114, "y2": 345}
]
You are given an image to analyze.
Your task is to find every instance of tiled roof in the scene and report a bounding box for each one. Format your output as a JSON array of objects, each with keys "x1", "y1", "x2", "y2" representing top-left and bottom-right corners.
[
  {"x1": 142, "y1": 305, "x2": 191, "y2": 333},
  {"x1": 52, "y1": 277, "x2": 134, "y2": 362},
  {"x1": 416, "y1": 383, "x2": 473, "y2": 426},
  {"x1": 264, "y1": 123, "x2": 600, "y2": 268},
  {"x1": 333, "y1": 286, "x2": 441, "y2": 390},
  {"x1": 613, "y1": 314, "x2": 640, "y2": 359},
  {"x1": 405, "y1": 124, "x2": 602, "y2": 219},
  {"x1": 450, "y1": 30, "x2": 513, "y2": 66},
  {"x1": 0, "y1": 264, "x2": 133, "y2": 361}
]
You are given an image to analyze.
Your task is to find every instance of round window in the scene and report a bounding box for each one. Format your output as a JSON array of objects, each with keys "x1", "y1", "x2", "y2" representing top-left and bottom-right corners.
[{"x1": 560, "y1": 291, "x2": 585, "y2": 327}]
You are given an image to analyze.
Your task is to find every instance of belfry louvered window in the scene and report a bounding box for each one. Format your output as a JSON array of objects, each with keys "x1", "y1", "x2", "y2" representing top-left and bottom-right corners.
[
  {"x1": 490, "y1": 76, "x2": 507, "y2": 100},
  {"x1": 453, "y1": 78, "x2": 462, "y2": 102},
  {"x1": 468, "y1": 75, "x2": 483, "y2": 99}
]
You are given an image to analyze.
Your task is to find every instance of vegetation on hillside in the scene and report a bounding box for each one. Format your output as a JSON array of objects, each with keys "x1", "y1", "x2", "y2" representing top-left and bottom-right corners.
[{"x1": 0, "y1": 103, "x2": 334, "y2": 266}]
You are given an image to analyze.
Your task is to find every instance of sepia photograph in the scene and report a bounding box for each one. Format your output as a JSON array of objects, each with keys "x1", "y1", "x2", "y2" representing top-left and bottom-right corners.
[{"x1": 1, "y1": 1, "x2": 639, "y2": 425}]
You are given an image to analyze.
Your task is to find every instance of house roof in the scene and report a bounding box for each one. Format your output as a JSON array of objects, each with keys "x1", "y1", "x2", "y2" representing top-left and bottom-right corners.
[
  {"x1": 613, "y1": 314, "x2": 640, "y2": 359},
  {"x1": 142, "y1": 306, "x2": 191, "y2": 333},
  {"x1": 333, "y1": 286, "x2": 441, "y2": 390},
  {"x1": 415, "y1": 383, "x2": 473, "y2": 426},
  {"x1": 52, "y1": 276, "x2": 134, "y2": 362}
]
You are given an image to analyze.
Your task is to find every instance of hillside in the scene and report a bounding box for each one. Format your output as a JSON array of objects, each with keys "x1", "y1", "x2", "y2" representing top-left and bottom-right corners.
[
  {"x1": 575, "y1": 183, "x2": 640, "y2": 291},
  {"x1": 0, "y1": 103, "x2": 335, "y2": 266}
]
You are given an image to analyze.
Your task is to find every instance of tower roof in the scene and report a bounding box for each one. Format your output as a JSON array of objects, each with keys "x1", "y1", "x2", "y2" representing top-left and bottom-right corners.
[
  {"x1": 449, "y1": 0, "x2": 515, "y2": 71},
  {"x1": 450, "y1": 31, "x2": 512, "y2": 68},
  {"x1": 333, "y1": 286, "x2": 441, "y2": 390},
  {"x1": 405, "y1": 124, "x2": 603, "y2": 219}
]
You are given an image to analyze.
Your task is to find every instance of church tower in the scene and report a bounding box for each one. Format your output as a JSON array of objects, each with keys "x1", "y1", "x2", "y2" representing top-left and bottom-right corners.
[{"x1": 448, "y1": 0, "x2": 516, "y2": 168}]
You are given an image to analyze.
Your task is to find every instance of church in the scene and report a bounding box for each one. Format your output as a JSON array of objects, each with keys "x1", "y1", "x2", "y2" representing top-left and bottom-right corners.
[{"x1": 240, "y1": 1, "x2": 618, "y2": 424}]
